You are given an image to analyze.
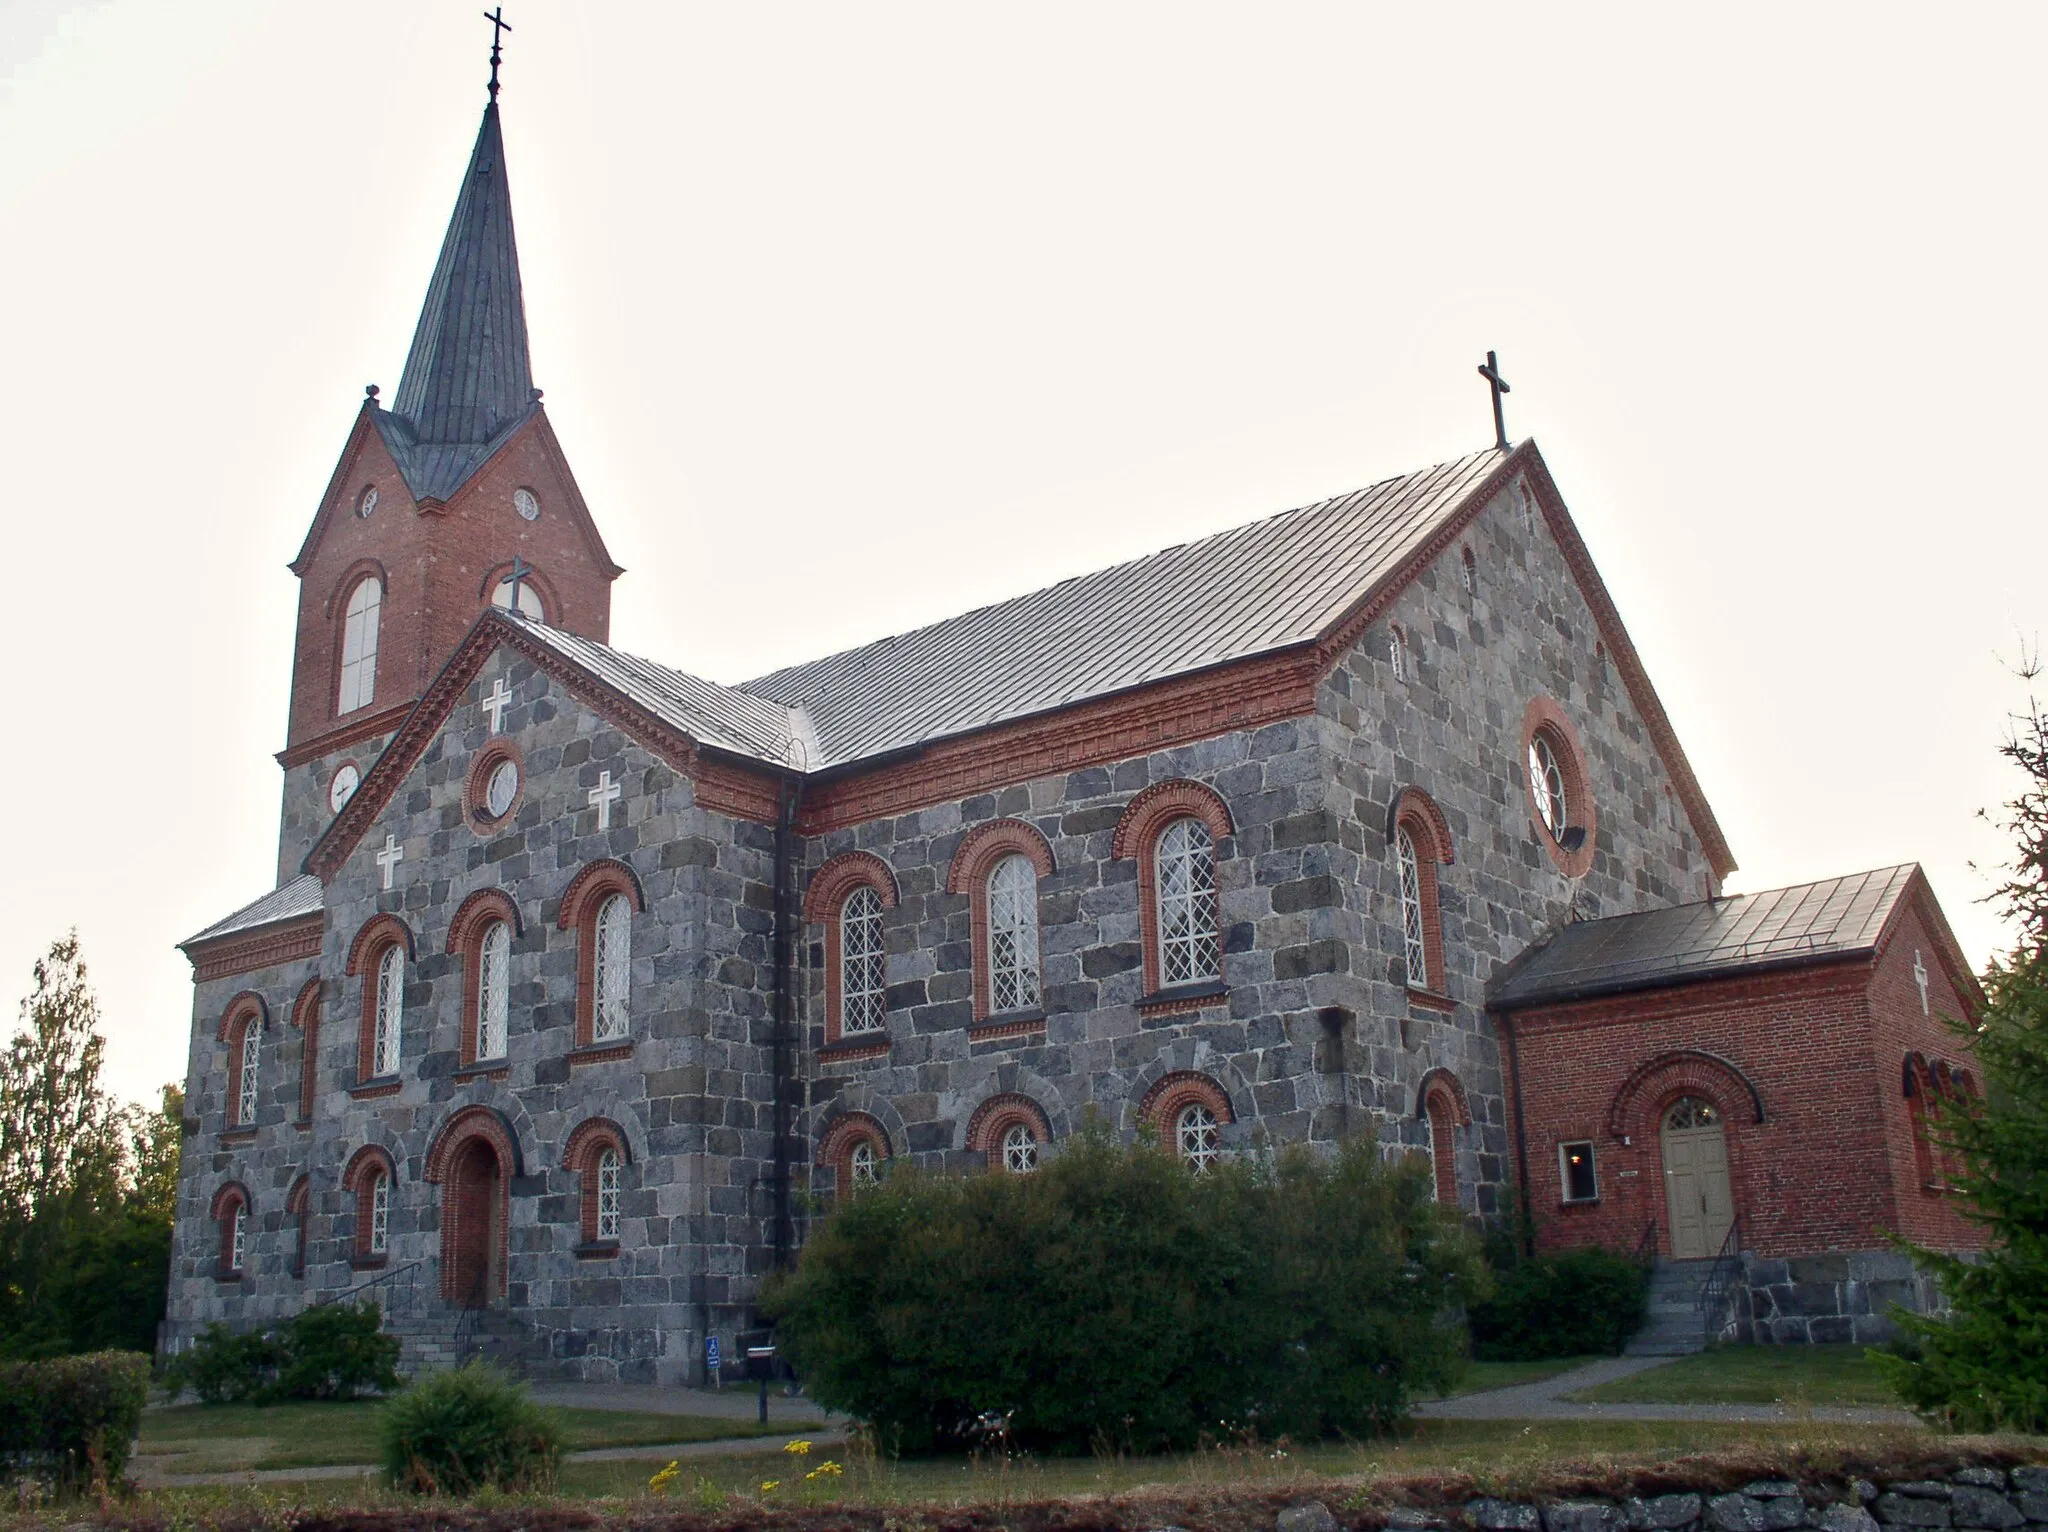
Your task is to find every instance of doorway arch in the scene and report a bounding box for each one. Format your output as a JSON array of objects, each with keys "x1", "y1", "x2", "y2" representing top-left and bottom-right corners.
[
  {"x1": 423, "y1": 1106, "x2": 522, "y2": 1304},
  {"x1": 1660, "y1": 1095, "x2": 1734, "y2": 1259}
]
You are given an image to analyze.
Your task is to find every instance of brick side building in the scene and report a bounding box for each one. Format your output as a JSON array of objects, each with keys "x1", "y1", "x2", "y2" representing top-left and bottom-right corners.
[{"x1": 167, "y1": 88, "x2": 1982, "y2": 1378}]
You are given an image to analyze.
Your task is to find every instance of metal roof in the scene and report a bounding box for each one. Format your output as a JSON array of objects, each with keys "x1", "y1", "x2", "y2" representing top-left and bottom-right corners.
[
  {"x1": 390, "y1": 101, "x2": 534, "y2": 450},
  {"x1": 1488, "y1": 865, "x2": 1920, "y2": 1011},
  {"x1": 739, "y1": 447, "x2": 1511, "y2": 767},
  {"x1": 182, "y1": 875, "x2": 324, "y2": 950},
  {"x1": 515, "y1": 619, "x2": 811, "y2": 767},
  {"x1": 369, "y1": 403, "x2": 536, "y2": 504}
]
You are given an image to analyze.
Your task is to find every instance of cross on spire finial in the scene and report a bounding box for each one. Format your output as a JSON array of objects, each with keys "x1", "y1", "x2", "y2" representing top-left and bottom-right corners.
[
  {"x1": 483, "y1": 8, "x2": 512, "y2": 102},
  {"x1": 1477, "y1": 350, "x2": 1511, "y2": 452}
]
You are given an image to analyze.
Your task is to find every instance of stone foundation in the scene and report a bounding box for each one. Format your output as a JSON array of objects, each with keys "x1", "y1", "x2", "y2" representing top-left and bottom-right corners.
[{"x1": 1726, "y1": 1249, "x2": 1948, "y2": 1346}]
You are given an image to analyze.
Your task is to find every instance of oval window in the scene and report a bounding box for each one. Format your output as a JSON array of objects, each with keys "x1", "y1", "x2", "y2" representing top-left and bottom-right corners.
[{"x1": 485, "y1": 758, "x2": 520, "y2": 819}]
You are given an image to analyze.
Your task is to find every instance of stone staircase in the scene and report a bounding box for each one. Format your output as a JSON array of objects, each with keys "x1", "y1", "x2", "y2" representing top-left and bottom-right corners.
[{"x1": 1625, "y1": 1258, "x2": 1718, "y2": 1356}]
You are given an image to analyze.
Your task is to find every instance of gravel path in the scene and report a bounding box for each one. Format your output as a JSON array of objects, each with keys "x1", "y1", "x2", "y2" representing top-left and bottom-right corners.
[{"x1": 1415, "y1": 1354, "x2": 1922, "y2": 1426}]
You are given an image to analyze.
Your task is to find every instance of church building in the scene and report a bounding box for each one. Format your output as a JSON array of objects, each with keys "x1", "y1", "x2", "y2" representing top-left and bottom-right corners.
[{"x1": 168, "y1": 79, "x2": 1983, "y2": 1378}]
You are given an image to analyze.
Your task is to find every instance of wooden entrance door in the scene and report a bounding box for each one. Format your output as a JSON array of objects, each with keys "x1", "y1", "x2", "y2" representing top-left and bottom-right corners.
[
  {"x1": 1661, "y1": 1095, "x2": 1733, "y2": 1259},
  {"x1": 448, "y1": 1138, "x2": 503, "y2": 1306}
]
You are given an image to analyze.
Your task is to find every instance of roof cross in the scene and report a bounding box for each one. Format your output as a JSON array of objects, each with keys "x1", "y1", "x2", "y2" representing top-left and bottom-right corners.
[
  {"x1": 1913, "y1": 949, "x2": 1930, "y2": 1016},
  {"x1": 1477, "y1": 350, "x2": 1511, "y2": 452},
  {"x1": 498, "y1": 556, "x2": 534, "y2": 616},
  {"x1": 483, "y1": 8, "x2": 512, "y2": 102}
]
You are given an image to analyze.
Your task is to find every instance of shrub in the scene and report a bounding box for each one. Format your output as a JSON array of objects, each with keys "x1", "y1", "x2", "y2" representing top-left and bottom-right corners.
[
  {"x1": 1468, "y1": 1246, "x2": 1647, "y2": 1359},
  {"x1": 0, "y1": 1351, "x2": 150, "y2": 1489},
  {"x1": 161, "y1": 1301, "x2": 397, "y2": 1404},
  {"x1": 764, "y1": 1130, "x2": 1484, "y2": 1453},
  {"x1": 377, "y1": 1361, "x2": 562, "y2": 1494}
]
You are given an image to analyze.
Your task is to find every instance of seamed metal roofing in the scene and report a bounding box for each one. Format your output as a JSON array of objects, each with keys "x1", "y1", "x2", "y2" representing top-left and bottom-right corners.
[
  {"x1": 181, "y1": 875, "x2": 324, "y2": 948},
  {"x1": 739, "y1": 446, "x2": 1512, "y2": 767},
  {"x1": 1488, "y1": 865, "x2": 1921, "y2": 1011}
]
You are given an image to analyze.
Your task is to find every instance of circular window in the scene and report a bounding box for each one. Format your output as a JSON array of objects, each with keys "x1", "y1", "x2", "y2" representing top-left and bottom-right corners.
[
  {"x1": 484, "y1": 758, "x2": 520, "y2": 819},
  {"x1": 1528, "y1": 732, "x2": 1568, "y2": 839},
  {"x1": 513, "y1": 487, "x2": 540, "y2": 521},
  {"x1": 356, "y1": 485, "x2": 378, "y2": 518},
  {"x1": 1521, "y1": 699, "x2": 1596, "y2": 877}
]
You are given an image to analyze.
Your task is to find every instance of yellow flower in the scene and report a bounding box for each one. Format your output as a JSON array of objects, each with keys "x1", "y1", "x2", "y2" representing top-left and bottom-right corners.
[
  {"x1": 648, "y1": 1460, "x2": 680, "y2": 1495},
  {"x1": 805, "y1": 1461, "x2": 844, "y2": 1480},
  {"x1": 783, "y1": 1439, "x2": 813, "y2": 1455},
  {"x1": 760, "y1": 1480, "x2": 781, "y2": 1493}
]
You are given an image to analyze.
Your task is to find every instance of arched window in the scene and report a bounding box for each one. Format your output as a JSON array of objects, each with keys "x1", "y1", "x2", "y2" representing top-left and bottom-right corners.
[
  {"x1": 987, "y1": 854, "x2": 1041, "y2": 1014},
  {"x1": 1390, "y1": 788, "x2": 1454, "y2": 999},
  {"x1": 1424, "y1": 1091, "x2": 1457, "y2": 1204},
  {"x1": 1176, "y1": 1102, "x2": 1220, "y2": 1173},
  {"x1": 343, "y1": 1146, "x2": 396, "y2": 1267},
  {"x1": 491, "y1": 578, "x2": 544, "y2": 620},
  {"x1": 1397, "y1": 826, "x2": 1427, "y2": 985},
  {"x1": 212, "y1": 1185, "x2": 251, "y2": 1278},
  {"x1": 286, "y1": 1176, "x2": 310, "y2": 1280},
  {"x1": 1001, "y1": 1122, "x2": 1039, "y2": 1174},
  {"x1": 820, "y1": 1112, "x2": 891, "y2": 1193},
  {"x1": 1521, "y1": 699, "x2": 1598, "y2": 877},
  {"x1": 337, "y1": 577, "x2": 382, "y2": 715},
  {"x1": 1460, "y1": 546, "x2": 1477, "y2": 595},
  {"x1": 367, "y1": 1168, "x2": 390, "y2": 1256},
  {"x1": 1389, "y1": 625, "x2": 1409, "y2": 681},
  {"x1": 840, "y1": 886, "x2": 887, "y2": 1035},
  {"x1": 373, "y1": 944, "x2": 403, "y2": 1077},
  {"x1": 476, "y1": 919, "x2": 510, "y2": 1060},
  {"x1": 1155, "y1": 817, "x2": 1220, "y2": 987},
  {"x1": 220, "y1": 996, "x2": 266, "y2": 1130},
  {"x1": 564, "y1": 1118, "x2": 629, "y2": 1250},
  {"x1": 848, "y1": 1140, "x2": 879, "y2": 1186},
  {"x1": 237, "y1": 1015, "x2": 261, "y2": 1125},
  {"x1": 1528, "y1": 731, "x2": 1568, "y2": 839},
  {"x1": 593, "y1": 893, "x2": 632, "y2": 1042},
  {"x1": 595, "y1": 1148, "x2": 621, "y2": 1240}
]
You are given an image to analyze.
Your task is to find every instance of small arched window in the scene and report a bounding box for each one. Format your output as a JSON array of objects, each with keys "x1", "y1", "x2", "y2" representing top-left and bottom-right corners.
[
  {"x1": 1176, "y1": 1102, "x2": 1220, "y2": 1174},
  {"x1": 840, "y1": 886, "x2": 887, "y2": 1034},
  {"x1": 595, "y1": 1147, "x2": 621, "y2": 1240},
  {"x1": 987, "y1": 854, "x2": 1040, "y2": 1013},
  {"x1": 286, "y1": 1177, "x2": 310, "y2": 1280},
  {"x1": 593, "y1": 893, "x2": 632, "y2": 1042},
  {"x1": 337, "y1": 577, "x2": 382, "y2": 715},
  {"x1": 366, "y1": 1167, "x2": 390, "y2": 1257},
  {"x1": 1389, "y1": 625, "x2": 1410, "y2": 682},
  {"x1": 1460, "y1": 546, "x2": 1477, "y2": 595},
  {"x1": 491, "y1": 577, "x2": 544, "y2": 620},
  {"x1": 1528, "y1": 731, "x2": 1568, "y2": 839},
  {"x1": 237, "y1": 1015, "x2": 261, "y2": 1125},
  {"x1": 373, "y1": 944, "x2": 404, "y2": 1077},
  {"x1": 1424, "y1": 1091, "x2": 1458, "y2": 1204},
  {"x1": 1396, "y1": 826, "x2": 1427, "y2": 985},
  {"x1": 848, "y1": 1139, "x2": 879, "y2": 1186},
  {"x1": 1155, "y1": 817, "x2": 1220, "y2": 987},
  {"x1": 476, "y1": 919, "x2": 510, "y2": 1060},
  {"x1": 1001, "y1": 1122, "x2": 1039, "y2": 1174}
]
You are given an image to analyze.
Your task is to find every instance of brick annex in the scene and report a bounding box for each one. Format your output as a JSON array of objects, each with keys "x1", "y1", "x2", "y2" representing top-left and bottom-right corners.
[{"x1": 167, "y1": 88, "x2": 1985, "y2": 1379}]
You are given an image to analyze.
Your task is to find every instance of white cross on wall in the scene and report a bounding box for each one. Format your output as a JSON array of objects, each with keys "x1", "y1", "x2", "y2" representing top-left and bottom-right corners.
[
  {"x1": 1913, "y1": 950, "x2": 1930, "y2": 1016},
  {"x1": 481, "y1": 677, "x2": 513, "y2": 734},
  {"x1": 375, "y1": 833, "x2": 405, "y2": 891},
  {"x1": 589, "y1": 770, "x2": 622, "y2": 830}
]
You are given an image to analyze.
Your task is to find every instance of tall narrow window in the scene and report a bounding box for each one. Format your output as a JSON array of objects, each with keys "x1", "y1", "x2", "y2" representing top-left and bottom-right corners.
[
  {"x1": 840, "y1": 886, "x2": 887, "y2": 1034},
  {"x1": 593, "y1": 893, "x2": 631, "y2": 1041},
  {"x1": 595, "y1": 1148, "x2": 620, "y2": 1240},
  {"x1": 229, "y1": 1201, "x2": 248, "y2": 1272},
  {"x1": 368, "y1": 1170, "x2": 390, "y2": 1255},
  {"x1": 235, "y1": 1015, "x2": 261, "y2": 1126},
  {"x1": 987, "y1": 854, "x2": 1040, "y2": 1013},
  {"x1": 337, "y1": 578, "x2": 382, "y2": 714},
  {"x1": 1390, "y1": 625, "x2": 1409, "y2": 681},
  {"x1": 476, "y1": 919, "x2": 509, "y2": 1060},
  {"x1": 1176, "y1": 1102, "x2": 1220, "y2": 1173},
  {"x1": 373, "y1": 944, "x2": 403, "y2": 1076},
  {"x1": 1528, "y1": 732, "x2": 1568, "y2": 840},
  {"x1": 1155, "y1": 817, "x2": 1220, "y2": 986},
  {"x1": 1396, "y1": 826, "x2": 1427, "y2": 985}
]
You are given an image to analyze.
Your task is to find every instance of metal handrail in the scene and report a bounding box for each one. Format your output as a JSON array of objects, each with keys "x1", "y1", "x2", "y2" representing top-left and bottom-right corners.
[
  {"x1": 312, "y1": 1257, "x2": 427, "y2": 1314},
  {"x1": 1696, "y1": 1215, "x2": 1743, "y2": 1345},
  {"x1": 1632, "y1": 1219, "x2": 1658, "y2": 1272}
]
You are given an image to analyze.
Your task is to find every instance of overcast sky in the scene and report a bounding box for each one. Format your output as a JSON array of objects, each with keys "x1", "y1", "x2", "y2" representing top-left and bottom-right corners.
[{"x1": 3, "y1": 2, "x2": 2042, "y2": 1105}]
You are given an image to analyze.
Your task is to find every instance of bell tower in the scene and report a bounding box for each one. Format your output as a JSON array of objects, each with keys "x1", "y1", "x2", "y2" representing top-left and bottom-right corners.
[{"x1": 274, "y1": 83, "x2": 622, "y2": 880}]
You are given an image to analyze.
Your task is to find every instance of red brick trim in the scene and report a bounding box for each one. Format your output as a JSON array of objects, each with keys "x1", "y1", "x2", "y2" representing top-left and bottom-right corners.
[
  {"x1": 447, "y1": 888, "x2": 521, "y2": 1066},
  {"x1": 818, "y1": 1111, "x2": 890, "y2": 1191},
  {"x1": 563, "y1": 1118, "x2": 630, "y2": 1246},
  {"x1": 463, "y1": 739, "x2": 528, "y2": 835},
  {"x1": 423, "y1": 1107, "x2": 518, "y2": 1301},
  {"x1": 1114, "y1": 781, "x2": 1233, "y2": 999},
  {"x1": 965, "y1": 1092, "x2": 1052, "y2": 1168},
  {"x1": 1417, "y1": 1067, "x2": 1473, "y2": 1127},
  {"x1": 807, "y1": 852, "x2": 898, "y2": 1044},
  {"x1": 1422, "y1": 1092, "x2": 1459, "y2": 1206},
  {"x1": 1137, "y1": 1071, "x2": 1235, "y2": 1143},
  {"x1": 946, "y1": 820, "x2": 1056, "y2": 1023},
  {"x1": 1521, "y1": 696, "x2": 1597, "y2": 878},
  {"x1": 818, "y1": 1037, "x2": 891, "y2": 1064},
  {"x1": 1390, "y1": 787, "x2": 1454, "y2": 866},
  {"x1": 285, "y1": 1173, "x2": 310, "y2": 1279},
  {"x1": 1392, "y1": 788, "x2": 1453, "y2": 997},
  {"x1": 348, "y1": 1080, "x2": 401, "y2": 1101},
  {"x1": 1606, "y1": 1048, "x2": 1766, "y2": 1140},
  {"x1": 323, "y1": 557, "x2": 390, "y2": 620},
  {"x1": 290, "y1": 977, "x2": 322, "y2": 1124},
  {"x1": 558, "y1": 860, "x2": 643, "y2": 1049},
  {"x1": 210, "y1": 1181, "x2": 251, "y2": 1278},
  {"x1": 475, "y1": 560, "x2": 561, "y2": 623},
  {"x1": 423, "y1": 1104, "x2": 525, "y2": 1183},
  {"x1": 345, "y1": 913, "x2": 417, "y2": 975},
  {"x1": 215, "y1": 990, "x2": 269, "y2": 1042},
  {"x1": 969, "y1": 1013, "x2": 1048, "y2": 1044},
  {"x1": 276, "y1": 701, "x2": 413, "y2": 770},
  {"x1": 341, "y1": 1144, "x2": 396, "y2": 1266},
  {"x1": 220, "y1": 992, "x2": 266, "y2": 1130},
  {"x1": 693, "y1": 754, "x2": 784, "y2": 823},
  {"x1": 184, "y1": 915, "x2": 324, "y2": 983}
]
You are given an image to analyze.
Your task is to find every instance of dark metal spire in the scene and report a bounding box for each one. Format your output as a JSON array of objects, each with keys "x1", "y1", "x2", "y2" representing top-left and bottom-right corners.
[
  {"x1": 484, "y1": 8, "x2": 511, "y2": 102},
  {"x1": 389, "y1": 95, "x2": 533, "y2": 445}
]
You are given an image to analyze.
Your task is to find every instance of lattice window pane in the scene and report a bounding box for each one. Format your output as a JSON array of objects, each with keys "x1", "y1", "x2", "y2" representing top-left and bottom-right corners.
[
  {"x1": 987, "y1": 854, "x2": 1040, "y2": 1013},
  {"x1": 1176, "y1": 1103, "x2": 1220, "y2": 1174},
  {"x1": 477, "y1": 920, "x2": 510, "y2": 1059},
  {"x1": 338, "y1": 578, "x2": 382, "y2": 714},
  {"x1": 369, "y1": 1174, "x2": 390, "y2": 1254},
  {"x1": 1155, "y1": 818, "x2": 1219, "y2": 986},
  {"x1": 596, "y1": 1148, "x2": 620, "y2": 1240},
  {"x1": 1002, "y1": 1122, "x2": 1039, "y2": 1174},
  {"x1": 849, "y1": 1140, "x2": 878, "y2": 1185},
  {"x1": 230, "y1": 1204, "x2": 246, "y2": 1271},
  {"x1": 840, "y1": 886, "x2": 887, "y2": 1034},
  {"x1": 374, "y1": 945, "x2": 403, "y2": 1076},
  {"x1": 1397, "y1": 827, "x2": 1427, "y2": 986},
  {"x1": 1529, "y1": 735, "x2": 1568, "y2": 837},
  {"x1": 237, "y1": 1019, "x2": 261, "y2": 1126},
  {"x1": 594, "y1": 894, "x2": 632, "y2": 1041}
]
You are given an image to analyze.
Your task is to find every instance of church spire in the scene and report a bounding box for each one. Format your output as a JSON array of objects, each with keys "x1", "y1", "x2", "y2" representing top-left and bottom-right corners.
[{"x1": 389, "y1": 97, "x2": 533, "y2": 445}]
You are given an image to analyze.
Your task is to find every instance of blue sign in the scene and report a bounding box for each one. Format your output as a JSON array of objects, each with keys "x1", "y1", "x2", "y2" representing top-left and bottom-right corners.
[{"x1": 706, "y1": 1335, "x2": 721, "y2": 1370}]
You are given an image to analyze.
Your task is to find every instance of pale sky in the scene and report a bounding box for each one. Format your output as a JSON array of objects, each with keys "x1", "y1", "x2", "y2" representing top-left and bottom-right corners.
[{"x1": 2, "y1": 2, "x2": 2041, "y2": 1106}]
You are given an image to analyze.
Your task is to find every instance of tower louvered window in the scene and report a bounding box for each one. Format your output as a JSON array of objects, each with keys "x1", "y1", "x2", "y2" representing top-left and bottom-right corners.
[
  {"x1": 840, "y1": 886, "x2": 887, "y2": 1034},
  {"x1": 1397, "y1": 826, "x2": 1428, "y2": 986},
  {"x1": 337, "y1": 578, "x2": 382, "y2": 715},
  {"x1": 373, "y1": 945, "x2": 403, "y2": 1076},
  {"x1": 987, "y1": 854, "x2": 1040, "y2": 1012},
  {"x1": 593, "y1": 894, "x2": 631, "y2": 1041},
  {"x1": 476, "y1": 919, "x2": 509, "y2": 1059},
  {"x1": 1155, "y1": 817, "x2": 1220, "y2": 986}
]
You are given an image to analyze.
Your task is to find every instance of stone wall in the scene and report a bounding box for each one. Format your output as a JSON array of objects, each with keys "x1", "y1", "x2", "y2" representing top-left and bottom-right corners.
[{"x1": 1725, "y1": 1249, "x2": 1948, "y2": 1346}]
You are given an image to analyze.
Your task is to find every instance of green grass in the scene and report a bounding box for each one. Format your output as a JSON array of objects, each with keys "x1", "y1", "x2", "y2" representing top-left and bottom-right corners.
[
  {"x1": 1432, "y1": 1356, "x2": 1603, "y2": 1397},
  {"x1": 136, "y1": 1399, "x2": 784, "y2": 1475},
  {"x1": 1562, "y1": 1345, "x2": 1901, "y2": 1406}
]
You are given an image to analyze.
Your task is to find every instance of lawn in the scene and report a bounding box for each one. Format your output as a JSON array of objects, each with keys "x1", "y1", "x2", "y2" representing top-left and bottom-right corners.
[
  {"x1": 136, "y1": 1399, "x2": 785, "y2": 1475},
  {"x1": 1562, "y1": 1345, "x2": 1901, "y2": 1406},
  {"x1": 1434, "y1": 1356, "x2": 1603, "y2": 1397}
]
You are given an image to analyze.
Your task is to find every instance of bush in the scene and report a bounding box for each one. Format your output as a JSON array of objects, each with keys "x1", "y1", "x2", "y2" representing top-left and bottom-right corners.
[
  {"x1": 377, "y1": 1362, "x2": 561, "y2": 1494},
  {"x1": 0, "y1": 1351, "x2": 150, "y2": 1489},
  {"x1": 162, "y1": 1301, "x2": 397, "y2": 1404},
  {"x1": 1468, "y1": 1246, "x2": 1647, "y2": 1359},
  {"x1": 764, "y1": 1130, "x2": 1484, "y2": 1453}
]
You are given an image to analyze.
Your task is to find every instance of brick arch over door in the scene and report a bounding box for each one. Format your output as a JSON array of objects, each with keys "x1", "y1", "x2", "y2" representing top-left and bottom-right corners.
[
  {"x1": 1606, "y1": 1048, "x2": 1766, "y2": 1139},
  {"x1": 423, "y1": 1105, "x2": 523, "y2": 1303}
]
